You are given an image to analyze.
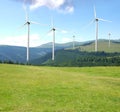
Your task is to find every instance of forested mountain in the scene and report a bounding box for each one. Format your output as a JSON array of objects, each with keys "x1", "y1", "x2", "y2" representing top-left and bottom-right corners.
[
  {"x1": 0, "y1": 39, "x2": 120, "y2": 66},
  {"x1": 31, "y1": 49, "x2": 120, "y2": 66},
  {"x1": 0, "y1": 41, "x2": 90, "y2": 63},
  {"x1": 31, "y1": 40, "x2": 120, "y2": 66}
]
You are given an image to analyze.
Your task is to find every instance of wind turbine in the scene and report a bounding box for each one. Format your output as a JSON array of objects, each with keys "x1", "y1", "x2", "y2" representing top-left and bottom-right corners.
[
  {"x1": 21, "y1": 3, "x2": 41, "y2": 64},
  {"x1": 48, "y1": 17, "x2": 67, "y2": 61},
  {"x1": 48, "y1": 17, "x2": 56, "y2": 61},
  {"x1": 48, "y1": 17, "x2": 65, "y2": 61},
  {"x1": 108, "y1": 33, "x2": 111, "y2": 48},
  {"x1": 73, "y1": 35, "x2": 75, "y2": 49},
  {"x1": 93, "y1": 6, "x2": 111, "y2": 52}
]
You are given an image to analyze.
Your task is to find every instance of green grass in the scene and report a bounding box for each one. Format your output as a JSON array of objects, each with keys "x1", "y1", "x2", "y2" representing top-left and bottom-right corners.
[{"x1": 0, "y1": 64, "x2": 120, "y2": 112}]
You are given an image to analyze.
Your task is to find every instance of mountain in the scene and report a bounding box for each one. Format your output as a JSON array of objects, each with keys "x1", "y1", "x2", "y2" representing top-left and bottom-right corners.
[
  {"x1": 0, "y1": 45, "x2": 51, "y2": 63},
  {"x1": 31, "y1": 49, "x2": 120, "y2": 66},
  {"x1": 31, "y1": 40, "x2": 120, "y2": 66},
  {"x1": 0, "y1": 41, "x2": 90, "y2": 63},
  {"x1": 37, "y1": 41, "x2": 82, "y2": 49},
  {"x1": 77, "y1": 39, "x2": 120, "y2": 52},
  {"x1": 0, "y1": 42, "x2": 77, "y2": 63},
  {"x1": 0, "y1": 39, "x2": 120, "y2": 65},
  {"x1": 0, "y1": 45, "x2": 26, "y2": 63}
]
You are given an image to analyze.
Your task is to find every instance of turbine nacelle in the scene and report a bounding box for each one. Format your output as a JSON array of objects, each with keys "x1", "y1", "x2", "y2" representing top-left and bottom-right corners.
[
  {"x1": 95, "y1": 18, "x2": 99, "y2": 22},
  {"x1": 52, "y1": 28, "x2": 56, "y2": 31},
  {"x1": 27, "y1": 21, "x2": 30, "y2": 24}
]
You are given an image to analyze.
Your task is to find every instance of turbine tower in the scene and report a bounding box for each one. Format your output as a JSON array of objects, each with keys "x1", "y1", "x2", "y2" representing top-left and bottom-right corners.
[
  {"x1": 94, "y1": 6, "x2": 111, "y2": 52},
  {"x1": 52, "y1": 27, "x2": 56, "y2": 61}
]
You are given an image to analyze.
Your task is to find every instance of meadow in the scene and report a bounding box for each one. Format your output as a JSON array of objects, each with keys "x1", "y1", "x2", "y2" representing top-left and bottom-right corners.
[{"x1": 0, "y1": 64, "x2": 120, "y2": 112}]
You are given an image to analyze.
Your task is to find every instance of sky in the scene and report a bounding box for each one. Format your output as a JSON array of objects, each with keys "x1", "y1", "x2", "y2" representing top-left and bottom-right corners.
[{"x1": 0, "y1": 0, "x2": 120, "y2": 47}]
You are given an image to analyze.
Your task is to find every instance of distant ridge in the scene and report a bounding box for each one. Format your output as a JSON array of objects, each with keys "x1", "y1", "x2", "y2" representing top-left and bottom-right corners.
[
  {"x1": 37, "y1": 42, "x2": 81, "y2": 49},
  {"x1": 0, "y1": 45, "x2": 51, "y2": 63},
  {"x1": 0, "y1": 39, "x2": 120, "y2": 64},
  {"x1": 31, "y1": 40, "x2": 120, "y2": 66}
]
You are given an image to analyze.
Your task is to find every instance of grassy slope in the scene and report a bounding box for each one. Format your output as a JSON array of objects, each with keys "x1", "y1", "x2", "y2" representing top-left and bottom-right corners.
[
  {"x1": 0, "y1": 64, "x2": 120, "y2": 112},
  {"x1": 79, "y1": 41, "x2": 120, "y2": 52}
]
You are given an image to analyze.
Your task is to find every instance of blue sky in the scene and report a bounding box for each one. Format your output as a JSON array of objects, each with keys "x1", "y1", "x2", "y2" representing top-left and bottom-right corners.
[{"x1": 0, "y1": 0, "x2": 120, "y2": 47}]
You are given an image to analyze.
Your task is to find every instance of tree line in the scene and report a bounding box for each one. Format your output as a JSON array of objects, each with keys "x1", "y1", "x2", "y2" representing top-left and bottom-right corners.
[
  {"x1": 0, "y1": 60, "x2": 25, "y2": 65},
  {"x1": 44, "y1": 50, "x2": 120, "y2": 67}
]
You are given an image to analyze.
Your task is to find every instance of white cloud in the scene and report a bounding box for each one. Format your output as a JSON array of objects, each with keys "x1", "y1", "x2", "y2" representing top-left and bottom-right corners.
[
  {"x1": 30, "y1": 0, "x2": 74, "y2": 13},
  {"x1": 0, "y1": 34, "x2": 44, "y2": 47},
  {"x1": 30, "y1": 0, "x2": 64, "y2": 9},
  {"x1": 65, "y1": 6, "x2": 74, "y2": 13}
]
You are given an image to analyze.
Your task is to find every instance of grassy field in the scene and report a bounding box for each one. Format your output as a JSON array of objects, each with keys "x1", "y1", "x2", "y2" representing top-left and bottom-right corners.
[{"x1": 0, "y1": 64, "x2": 120, "y2": 112}]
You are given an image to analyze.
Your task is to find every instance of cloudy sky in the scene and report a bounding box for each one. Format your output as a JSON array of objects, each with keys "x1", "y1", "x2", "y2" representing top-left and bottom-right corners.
[{"x1": 0, "y1": 0, "x2": 120, "y2": 47}]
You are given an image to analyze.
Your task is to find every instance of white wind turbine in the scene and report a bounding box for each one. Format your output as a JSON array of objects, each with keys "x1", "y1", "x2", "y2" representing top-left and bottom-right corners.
[
  {"x1": 21, "y1": 4, "x2": 41, "y2": 64},
  {"x1": 48, "y1": 17, "x2": 67, "y2": 61},
  {"x1": 73, "y1": 35, "x2": 75, "y2": 49},
  {"x1": 93, "y1": 6, "x2": 112, "y2": 52},
  {"x1": 48, "y1": 17, "x2": 56, "y2": 61},
  {"x1": 108, "y1": 33, "x2": 111, "y2": 48}
]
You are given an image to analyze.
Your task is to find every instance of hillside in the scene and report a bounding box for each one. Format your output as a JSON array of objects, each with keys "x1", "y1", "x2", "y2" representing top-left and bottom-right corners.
[
  {"x1": 37, "y1": 41, "x2": 84, "y2": 49},
  {"x1": 33, "y1": 50, "x2": 120, "y2": 66},
  {"x1": 0, "y1": 45, "x2": 51, "y2": 63},
  {"x1": 0, "y1": 40, "x2": 120, "y2": 65},
  {"x1": 31, "y1": 40, "x2": 120, "y2": 66},
  {"x1": 0, "y1": 41, "x2": 90, "y2": 63},
  {"x1": 78, "y1": 40, "x2": 120, "y2": 52}
]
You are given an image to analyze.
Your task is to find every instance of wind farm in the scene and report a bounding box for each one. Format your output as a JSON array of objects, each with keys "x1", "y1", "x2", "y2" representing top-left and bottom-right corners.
[
  {"x1": 0, "y1": 1, "x2": 120, "y2": 112},
  {"x1": 0, "y1": 0, "x2": 119, "y2": 64}
]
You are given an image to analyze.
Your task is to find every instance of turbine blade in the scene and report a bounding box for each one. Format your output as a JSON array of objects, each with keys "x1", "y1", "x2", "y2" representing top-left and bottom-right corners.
[
  {"x1": 55, "y1": 28, "x2": 68, "y2": 34},
  {"x1": 30, "y1": 21, "x2": 48, "y2": 26},
  {"x1": 82, "y1": 19, "x2": 95, "y2": 30},
  {"x1": 55, "y1": 27, "x2": 60, "y2": 31},
  {"x1": 23, "y1": 1, "x2": 29, "y2": 21},
  {"x1": 94, "y1": 5, "x2": 97, "y2": 18},
  {"x1": 18, "y1": 23, "x2": 27, "y2": 29},
  {"x1": 46, "y1": 29, "x2": 53, "y2": 35},
  {"x1": 87, "y1": 19, "x2": 95, "y2": 26},
  {"x1": 98, "y1": 18, "x2": 112, "y2": 22},
  {"x1": 51, "y1": 16, "x2": 54, "y2": 28}
]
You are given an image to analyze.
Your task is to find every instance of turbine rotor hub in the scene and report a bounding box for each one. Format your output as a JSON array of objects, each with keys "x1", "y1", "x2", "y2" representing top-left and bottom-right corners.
[
  {"x1": 27, "y1": 21, "x2": 30, "y2": 24},
  {"x1": 53, "y1": 28, "x2": 55, "y2": 31},
  {"x1": 96, "y1": 18, "x2": 98, "y2": 21}
]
